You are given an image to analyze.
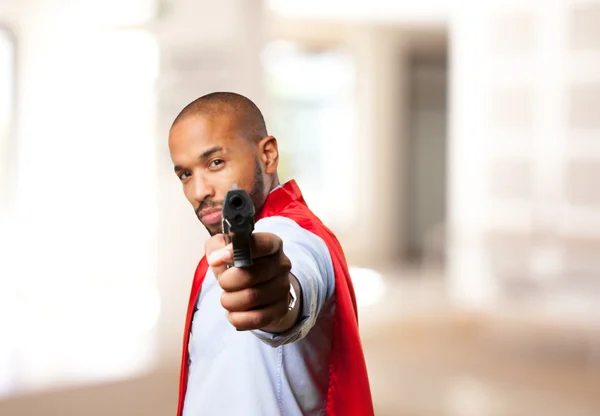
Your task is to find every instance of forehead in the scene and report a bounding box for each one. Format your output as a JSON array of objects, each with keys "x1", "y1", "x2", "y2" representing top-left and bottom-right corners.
[{"x1": 169, "y1": 114, "x2": 245, "y2": 152}]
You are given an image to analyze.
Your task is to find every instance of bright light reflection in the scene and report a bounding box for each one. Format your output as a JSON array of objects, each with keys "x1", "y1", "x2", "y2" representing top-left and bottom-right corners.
[
  {"x1": 348, "y1": 267, "x2": 386, "y2": 307},
  {"x1": 1, "y1": 26, "x2": 159, "y2": 397}
]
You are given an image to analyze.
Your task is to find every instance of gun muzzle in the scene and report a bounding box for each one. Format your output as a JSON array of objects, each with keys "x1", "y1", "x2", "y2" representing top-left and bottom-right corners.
[{"x1": 222, "y1": 185, "x2": 255, "y2": 268}]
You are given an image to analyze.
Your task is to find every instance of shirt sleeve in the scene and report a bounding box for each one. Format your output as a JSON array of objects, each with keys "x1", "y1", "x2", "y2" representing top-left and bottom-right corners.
[{"x1": 249, "y1": 215, "x2": 335, "y2": 347}]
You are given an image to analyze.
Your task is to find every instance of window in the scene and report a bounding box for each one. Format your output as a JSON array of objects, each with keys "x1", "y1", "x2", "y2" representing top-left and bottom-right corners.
[
  {"x1": 0, "y1": 27, "x2": 160, "y2": 398},
  {"x1": 263, "y1": 41, "x2": 357, "y2": 231}
]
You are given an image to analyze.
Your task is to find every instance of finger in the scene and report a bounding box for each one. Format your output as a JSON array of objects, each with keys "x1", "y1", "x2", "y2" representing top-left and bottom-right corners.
[
  {"x1": 203, "y1": 235, "x2": 232, "y2": 281},
  {"x1": 206, "y1": 240, "x2": 233, "y2": 268},
  {"x1": 205, "y1": 234, "x2": 231, "y2": 262},
  {"x1": 217, "y1": 254, "x2": 291, "y2": 292},
  {"x1": 205, "y1": 233, "x2": 228, "y2": 257},
  {"x1": 250, "y1": 232, "x2": 283, "y2": 260},
  {"x1": 227, "y1": 300, "x2": 289, "y2": 331},
  {"x1": 221, "y1": 277, "x2": 289, "y2": 312},
  {"x1": 207, "y1": 246, "x2": 233, "y2": 268}
]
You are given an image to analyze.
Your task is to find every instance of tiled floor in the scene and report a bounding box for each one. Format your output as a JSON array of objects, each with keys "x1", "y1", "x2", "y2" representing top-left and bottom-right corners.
[
  {"x1": 360, "y1": 269, "x2": 600, "y2": 416},
  {"x1": 1, "y1": 267, "x2": 599, "y2": 415}
]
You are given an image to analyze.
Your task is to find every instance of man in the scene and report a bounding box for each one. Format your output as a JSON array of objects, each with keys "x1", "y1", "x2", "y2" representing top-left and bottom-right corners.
[{"x1": 168, "y1": 92, "x2": 374, "y2": 416}]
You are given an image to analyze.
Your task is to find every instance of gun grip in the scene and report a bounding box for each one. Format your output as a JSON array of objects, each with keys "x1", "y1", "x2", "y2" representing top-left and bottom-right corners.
[{"x1": 232, "y1": 233, "x2": 252, "y2": 268}]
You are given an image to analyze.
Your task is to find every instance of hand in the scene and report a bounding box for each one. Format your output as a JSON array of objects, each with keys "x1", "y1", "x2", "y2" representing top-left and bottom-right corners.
[{"x1": 205, "y1": 232, "x2": 300, "y2": 332}]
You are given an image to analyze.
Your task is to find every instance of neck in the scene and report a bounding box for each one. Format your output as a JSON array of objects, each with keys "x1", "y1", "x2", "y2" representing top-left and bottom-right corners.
[
  {"x1": 269, "y1": 174, "x2": 280, "y2": 192},
  {"x1": 255, "y1": 174, "x2": 280, "y2": 217}
]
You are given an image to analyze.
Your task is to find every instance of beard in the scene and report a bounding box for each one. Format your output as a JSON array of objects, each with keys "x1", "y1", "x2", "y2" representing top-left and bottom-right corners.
[{"x1": 196, "y1": 158, "x2": 265, "y2": 236}]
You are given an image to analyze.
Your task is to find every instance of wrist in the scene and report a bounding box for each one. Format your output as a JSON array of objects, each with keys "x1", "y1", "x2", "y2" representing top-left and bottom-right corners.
[{"x1": 261, "y1": 273, "x2": 302, "y2": 334}]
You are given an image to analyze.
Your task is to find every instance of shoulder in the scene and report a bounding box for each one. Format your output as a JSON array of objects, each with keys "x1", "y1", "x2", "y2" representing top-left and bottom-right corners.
[
  {"x1": 254, "y1": 216, "x2": 334, "y2": 292},
  {"x1": 254, "y1": 215, "x2": 328, "y2": 255}
]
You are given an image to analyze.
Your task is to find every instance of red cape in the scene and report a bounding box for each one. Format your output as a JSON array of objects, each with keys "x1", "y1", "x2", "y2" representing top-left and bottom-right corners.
[{"x1": 177, "y1": 180, "x2": 374, "y2": 415}]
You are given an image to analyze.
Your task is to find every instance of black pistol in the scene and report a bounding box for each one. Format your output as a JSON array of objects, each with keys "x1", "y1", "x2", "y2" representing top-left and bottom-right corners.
[{"x1": 222, "y1": 184, "x2": 255, "y2": 268}]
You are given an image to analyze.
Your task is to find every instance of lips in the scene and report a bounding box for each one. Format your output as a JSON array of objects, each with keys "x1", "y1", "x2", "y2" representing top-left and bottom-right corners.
[{"x1": 198, "y1": 208, "x2": 222, "y2": 225}]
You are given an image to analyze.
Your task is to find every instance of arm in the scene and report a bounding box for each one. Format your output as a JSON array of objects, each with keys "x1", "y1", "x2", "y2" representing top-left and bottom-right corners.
[
  {"x1": 259, "y1": 272, "x2": 303, "y2": 334},
  {"x1": 251, "y1": 216, "x2": 335, "y2": 347}
]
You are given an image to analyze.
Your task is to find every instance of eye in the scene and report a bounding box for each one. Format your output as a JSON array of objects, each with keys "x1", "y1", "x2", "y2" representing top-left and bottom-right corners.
[
  {"x1": 178, "y1": 171, "x2": 191, "y2": 181},
  {"x1": 209, "y1": 159, "x2": 225, "y2": 169}
]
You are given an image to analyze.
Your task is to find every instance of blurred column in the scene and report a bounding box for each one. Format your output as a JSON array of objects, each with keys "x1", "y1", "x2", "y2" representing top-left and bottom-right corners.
[
  {"x1": 348, "y1": 27, "x2": 408, "y2": 267},
  {"x1": 447, "y1": 3, "x2": 502, "y2": 308},
  {"x1": 151, "y1": 0, "x2": 267, "y2": 361}
]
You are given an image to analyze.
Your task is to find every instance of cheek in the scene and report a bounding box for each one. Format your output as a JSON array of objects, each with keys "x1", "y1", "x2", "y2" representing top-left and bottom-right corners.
[
  {"x1": 183, "y1": 185, "x2": 196, "y2": 205},
  {"x1": 209, "y1": 172, "x2": 233, "y2": 200},
  {"x1": 216, "y1": 164, "x2": 253, "y2": 194}
]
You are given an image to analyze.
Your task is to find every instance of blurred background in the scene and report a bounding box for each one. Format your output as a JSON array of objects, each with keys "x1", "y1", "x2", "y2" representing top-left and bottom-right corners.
[{"x1": 1, "y1": 0, "x2": 599, "y2": 415}]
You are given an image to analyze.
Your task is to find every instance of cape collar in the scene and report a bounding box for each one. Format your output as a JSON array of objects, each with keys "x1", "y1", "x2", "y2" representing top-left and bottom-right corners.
[{"x1": 256, "y1": 179, "x2": 305, "y2": 220}]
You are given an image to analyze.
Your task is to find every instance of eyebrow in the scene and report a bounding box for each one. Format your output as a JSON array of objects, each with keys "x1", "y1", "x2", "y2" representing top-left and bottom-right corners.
[{"x1": 174, "y1": 146, "x2": 225, "y2": 172}]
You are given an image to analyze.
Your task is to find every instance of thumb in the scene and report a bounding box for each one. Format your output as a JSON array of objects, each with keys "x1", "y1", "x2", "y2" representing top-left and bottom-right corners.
[{"x1": 205, "y1": 234, "x2": 233, "y2": 267}]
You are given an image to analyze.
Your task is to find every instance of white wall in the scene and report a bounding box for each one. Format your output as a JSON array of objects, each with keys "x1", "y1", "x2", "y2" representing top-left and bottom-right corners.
[
  {"x1": 0, "y1": 0, "x2": 268, "y2": 397},
  {"x1": 447, "y1": 0, "x2": 600, "y2": 314}
]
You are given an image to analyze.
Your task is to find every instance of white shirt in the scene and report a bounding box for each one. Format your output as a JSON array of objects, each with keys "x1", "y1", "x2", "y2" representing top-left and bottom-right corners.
[{"x1": 182, "y1": 215, "x2": 336, "y2": 416}]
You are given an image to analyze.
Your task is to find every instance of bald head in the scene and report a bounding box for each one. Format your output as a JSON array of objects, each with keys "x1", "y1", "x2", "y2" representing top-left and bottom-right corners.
[
  {"x1": 171, "y1": 92, "x2": 268, "y2": 143},
  {"x1": 168, "y1": 91, "x2": 280, "y2": 236}
]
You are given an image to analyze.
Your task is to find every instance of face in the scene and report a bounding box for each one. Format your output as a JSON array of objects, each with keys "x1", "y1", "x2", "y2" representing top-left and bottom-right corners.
[{"x1": 168, "y1": 114, "x2": 279, "y2": 236}]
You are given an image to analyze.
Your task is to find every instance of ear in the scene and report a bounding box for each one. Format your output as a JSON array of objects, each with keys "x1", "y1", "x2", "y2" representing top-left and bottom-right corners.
[{"x1": 258, "y1": 136, "x2": 279, "y2": 175}]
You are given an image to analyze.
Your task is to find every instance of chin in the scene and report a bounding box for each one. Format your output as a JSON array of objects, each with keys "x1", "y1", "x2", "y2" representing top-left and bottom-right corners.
[{"x1": 205, "y1": 224, "x2": 221, "y2": 236}]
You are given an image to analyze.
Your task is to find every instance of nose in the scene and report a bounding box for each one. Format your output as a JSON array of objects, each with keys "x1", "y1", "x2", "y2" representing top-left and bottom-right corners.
[{"x1": 189, "y1": 173, "x2": 214, "y2": 206}]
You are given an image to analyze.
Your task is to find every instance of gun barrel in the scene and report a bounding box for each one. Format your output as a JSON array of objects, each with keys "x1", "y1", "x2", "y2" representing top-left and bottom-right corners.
[{"x1": 222, "y1": 186, "x2": 255, "y2": 268}]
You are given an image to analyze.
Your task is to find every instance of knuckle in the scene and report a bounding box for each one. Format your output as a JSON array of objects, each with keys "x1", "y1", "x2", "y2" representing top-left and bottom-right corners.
[
  {"x1": 231, "y1": 313, "x2": 249, "y2": 329},
  {"x1": 274, "y1": 234, "x2": 283, "y2": 249},
  {"x1": 246, "y1": 288, "x2": 260, "y2": 305},
  {"x1": 279, "y1": 255, "x2": 292, "y2": 273},
  {"x1": 220, "y1": 292, "x2": 231, "y2": 310},
  {"x1": 245, "y1": 313, "x2": 262, "y2": 329},
  {"x1": 255, "y1": 311, "x2": 272, "y2": 329},
  {"x1": 278, "y1": 278, "x2": 290, "y2": 294},
  {"x1": 228, "y1": 313, "x2": 239, "y2": 328},
  {"x1": 221, "y1": 268, "x2": 245, "y2": 291},
  {"x1": 217, "y1": 269, "x2": 232, "y2": 290}
]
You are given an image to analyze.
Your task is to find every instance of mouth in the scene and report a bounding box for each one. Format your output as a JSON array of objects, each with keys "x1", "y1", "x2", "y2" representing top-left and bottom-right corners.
[{"x1": 198, "y1": 208, "x2": 222, "y2": 225}]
